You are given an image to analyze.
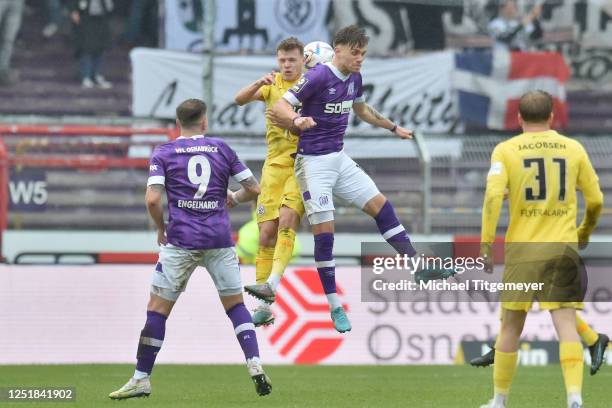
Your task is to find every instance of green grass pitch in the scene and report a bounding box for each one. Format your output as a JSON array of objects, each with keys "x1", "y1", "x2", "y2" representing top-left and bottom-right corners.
[{"x1": 0, "y1": 364, "x2": 610, "y2": 407}]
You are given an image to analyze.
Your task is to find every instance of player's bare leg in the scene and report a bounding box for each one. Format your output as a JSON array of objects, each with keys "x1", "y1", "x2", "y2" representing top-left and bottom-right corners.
[
  {"x1": 245, "y1": 206, "x2": 301, "y2": 308},
  {"x1": 221, "y1": 293, "x2": 272, "y2": 396},
  {"x1": 109, "y1": 293, "x2": 175, "y2": 400}
]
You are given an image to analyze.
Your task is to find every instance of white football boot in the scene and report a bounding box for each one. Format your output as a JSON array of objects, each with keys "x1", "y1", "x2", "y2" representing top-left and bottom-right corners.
[{"x1": 108, "y1": 377, "x2": 151, "y2": 400}]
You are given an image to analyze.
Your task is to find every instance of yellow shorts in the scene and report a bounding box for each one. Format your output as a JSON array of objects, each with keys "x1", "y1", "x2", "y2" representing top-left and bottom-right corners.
[
  {"x1": 501, "y1": 254, "x2": 585, "y2": 312},
  {"x1": 502, "y1": 301, "x2": 584, "y2": 312},
  {"x1": 256, "y1": 163, "x2": 305, "y2": 223}
]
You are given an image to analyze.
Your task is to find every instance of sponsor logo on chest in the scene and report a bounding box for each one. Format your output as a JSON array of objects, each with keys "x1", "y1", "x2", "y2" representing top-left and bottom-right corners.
[{"x1": 324, "y1": 100, "x2": 353, "y2": 114}]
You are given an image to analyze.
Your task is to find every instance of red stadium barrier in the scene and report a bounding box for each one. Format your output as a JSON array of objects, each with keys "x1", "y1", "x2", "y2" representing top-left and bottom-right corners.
[
  {"x1": 0, "y1": 125, "x2": 177, "y2": 255},
  {"x1": 9, "y1": 156, "x2": 151, "y2": 169},
  {"x1": 0, "y1": 125, "x2": 176, "y2": 170},
  {"x1": 453, "y1": 235, "x2": 505, "y2": 264},
  {"x1": 97, "y1": 252, "x2": 158, "y2": 264},
  {"x1": 0, "y1": 125, "x2": 177, "y2": 137}
]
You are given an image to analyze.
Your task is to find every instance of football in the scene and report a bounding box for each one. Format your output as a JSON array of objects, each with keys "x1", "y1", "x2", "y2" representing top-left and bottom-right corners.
[{"x1": 304, "y1": 41, "x2": 335, "y2": 69}]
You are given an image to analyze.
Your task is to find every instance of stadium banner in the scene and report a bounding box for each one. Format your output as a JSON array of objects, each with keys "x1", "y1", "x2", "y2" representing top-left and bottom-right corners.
[
  {"x1": 1, "y1": 265, "x2": 610, "y2": 365},
  {"x1": 131, "y1": 48, "x2": 459, "y2": 134},
  {"x1": 164, "y1": 0, "x2": 331, "y2": 53}
]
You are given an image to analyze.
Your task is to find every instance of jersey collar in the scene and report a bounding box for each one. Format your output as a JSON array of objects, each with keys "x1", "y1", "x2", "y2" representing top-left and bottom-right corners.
[
  {"x1": 325, "y1": 62, "x2": 350, "y2": 81},
  {"x1": 177, "y1": 135, "x2": 205, "y2": 139},
  {"x1": 523, "y1": 129, "x2": 557, "y2": 137}
]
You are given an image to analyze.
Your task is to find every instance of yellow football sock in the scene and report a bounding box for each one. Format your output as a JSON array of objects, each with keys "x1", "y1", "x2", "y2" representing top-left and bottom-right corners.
[
  {"x1": 270, "y1": 228, "x2": 296, "y2": 279},
  {"x1": 560, "y1": 342, "x2": 584, "y2": 395},
  {"x1": 493, "y1": 350, "x2": 518, "y2": 396},
  {"x1": 576, "y1": 315, "x2": 598, "y2": 346},
  {"x1": 255, "y1": 246, "x2": 275, "y2": 284}
]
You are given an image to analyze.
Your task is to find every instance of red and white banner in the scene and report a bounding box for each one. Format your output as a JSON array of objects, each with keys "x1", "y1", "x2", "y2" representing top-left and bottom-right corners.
[
  {"x1": 0, "y1": 265, "x2": 610, "y2": 365},
  {"x1": 452, "y1": 50, "x2": 571, "y2": 130}
]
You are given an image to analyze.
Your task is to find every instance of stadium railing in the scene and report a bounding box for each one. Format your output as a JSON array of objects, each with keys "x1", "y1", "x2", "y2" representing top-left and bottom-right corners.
[
  {"x1": 413, "y1": 132, "x2": 431, "y2": 234},
  {"x1": 0, "y1": 125, "x2": 177, "y2": 167},
  {"x1": 0, "y1": 125, "x2": 177, "y2": 238},
  {"x1": 421, "y1": 134, "x2": 612, "y2": 235},
  {"x1": 0, "y1": 138, "x2": 7, "y2": 262}
]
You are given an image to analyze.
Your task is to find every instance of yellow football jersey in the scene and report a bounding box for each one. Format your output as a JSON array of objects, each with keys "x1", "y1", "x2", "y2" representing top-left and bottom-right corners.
[
  {"x1": 482, "y1": 130, "x2": 603, "y2": 244},
  {"x1": 260, "y1": 73, "x2": 300, "y2": 167}
]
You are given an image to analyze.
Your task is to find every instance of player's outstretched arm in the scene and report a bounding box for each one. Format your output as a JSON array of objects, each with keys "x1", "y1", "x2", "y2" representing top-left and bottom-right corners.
[
  {"x1": 234, "y1": 72, "x2": 275, "y2": 105},
  {"x1": 269, "y1": 98, "x2": 316, "y2": 132},
  {"x1": 228, "y1": 176, "x2": 261, "y2": 208},
  {"x1": 145, "y1": 185, "x2": 167, "y2": 245},
  {"x1": 353, "y1": 102, "x2": 412, "y2": 139}
]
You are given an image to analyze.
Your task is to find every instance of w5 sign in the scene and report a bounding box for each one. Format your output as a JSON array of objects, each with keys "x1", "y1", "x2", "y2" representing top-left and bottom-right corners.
[{"x1": 9, "y1": 169, "x2": 48, "y2": 212}]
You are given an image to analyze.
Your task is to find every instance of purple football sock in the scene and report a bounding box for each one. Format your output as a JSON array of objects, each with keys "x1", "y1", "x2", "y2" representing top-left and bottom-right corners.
[
  {"x1": 314, "y1": 232, "x2": 336, "y2": 294},
  {"x1": 375, "y1": 200, "x2": 416, "y2": 257},
  {"x1": 135, "y1": 310, "x2": 167, "y2": 375},
  {"x1": 226, "y1": 303, "x2": 259, "y2": 361}
]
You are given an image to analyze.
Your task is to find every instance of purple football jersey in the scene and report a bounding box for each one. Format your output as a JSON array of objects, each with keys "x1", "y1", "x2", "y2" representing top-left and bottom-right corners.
[
  {"x1": 147, "y1": 135, "x2": 252, "y2": 250},
  {"x1": 285, "y1": 62, "x2": 364, "y2": 155}
]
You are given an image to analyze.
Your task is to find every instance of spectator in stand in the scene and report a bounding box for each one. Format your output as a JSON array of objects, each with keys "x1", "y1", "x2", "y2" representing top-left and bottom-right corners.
[
  {"x1": 69, "y1": 0, "x2": 114, "y2": 89},
  {"x1": 125, "y1": 0, "x2": 158, "y2": 46},
  {"x1": 42, "y1": 0, "x2": 64, "y2": 38},
  {"x1": 0, "y1": 0, "x2": 25, "y2": 86},
  {"x1": 488, "y1": 0, "x2": 543, "y2": 51}
]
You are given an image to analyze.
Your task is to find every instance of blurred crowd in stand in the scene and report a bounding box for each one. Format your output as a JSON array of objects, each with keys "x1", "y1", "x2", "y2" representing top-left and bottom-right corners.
[{"x1": 0, "y1": 0, "x2": 158, "y2": 88}]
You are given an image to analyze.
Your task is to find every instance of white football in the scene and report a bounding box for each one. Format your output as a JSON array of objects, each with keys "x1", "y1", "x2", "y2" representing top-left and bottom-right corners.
[{"x1": 304, "y1": 41, "x2": 334, "y2": 69}]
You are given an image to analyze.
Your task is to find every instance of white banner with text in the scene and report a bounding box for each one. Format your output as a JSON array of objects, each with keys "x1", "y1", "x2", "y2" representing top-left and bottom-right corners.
[{"x1": 131, "y1": 48, "x2": 458, "y2": 134}]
